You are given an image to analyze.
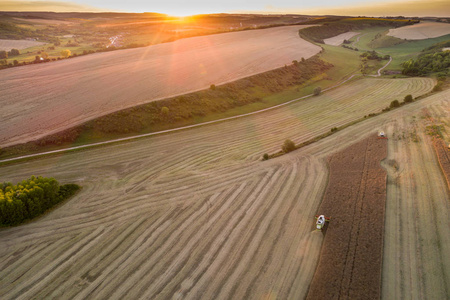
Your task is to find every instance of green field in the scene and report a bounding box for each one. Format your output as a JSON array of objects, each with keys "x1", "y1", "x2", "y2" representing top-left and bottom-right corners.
[{"x1": 348, "y1": 26, "x2": 450, "y2": 71}]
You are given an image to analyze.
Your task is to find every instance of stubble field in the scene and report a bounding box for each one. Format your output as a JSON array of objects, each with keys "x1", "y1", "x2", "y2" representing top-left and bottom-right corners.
[
  {"x1": 381, "y1": 98, "x2": 450, "y2": 300},
  {"x1": 387, "y1": 22, "x2": 450, "y2": 40},
  {"x1": 323, "y1": 32, "x2": 360, "y2": 46},
  {"x1": 0, "y1": 39, "x2": 46, "y2": 51},
  {"x1": 0, "y1": 25, "x2": 321, "y2": 148},
  {"x1": 0, "y1": 80, "x2": 447, "y2": 299}
]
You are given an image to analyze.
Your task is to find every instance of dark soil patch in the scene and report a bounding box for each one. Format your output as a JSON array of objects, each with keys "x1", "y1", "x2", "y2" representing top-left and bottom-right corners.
[
  {"x1": 307, "y1": 134, "x2": 387, "y2": 300},
  {"x1": 433, "y1": 138, "x2": 450, "y2": 190}
]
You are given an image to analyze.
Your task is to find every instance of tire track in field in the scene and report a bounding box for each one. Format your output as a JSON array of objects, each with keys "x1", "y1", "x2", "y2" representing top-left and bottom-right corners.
[{"x1": 0, "y1": 78, "x2": 442, "y2": 299}]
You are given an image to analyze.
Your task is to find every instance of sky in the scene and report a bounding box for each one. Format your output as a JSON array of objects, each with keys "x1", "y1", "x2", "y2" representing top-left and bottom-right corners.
[{"x1": 1, "y1": 0, "x2": 449, "y2": 17}]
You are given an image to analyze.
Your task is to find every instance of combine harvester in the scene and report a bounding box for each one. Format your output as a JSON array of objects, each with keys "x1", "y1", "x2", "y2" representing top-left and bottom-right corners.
[
  {"x1": 315, "y1": 215, "x2": 331, "y2": 231},
  {"x1": 378, "y1": 130, "x2": 388, "y2": 139}
]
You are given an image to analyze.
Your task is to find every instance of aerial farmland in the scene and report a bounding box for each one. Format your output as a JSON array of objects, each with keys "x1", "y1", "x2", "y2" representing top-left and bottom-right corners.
[{"x1": 0, "y1": 7, "x2": 449, "y2": 300}]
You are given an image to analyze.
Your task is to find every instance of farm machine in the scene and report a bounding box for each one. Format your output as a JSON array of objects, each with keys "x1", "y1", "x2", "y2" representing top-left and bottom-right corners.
[
  {"x1": 315, "y1": 215, "x2": 331, "y2": 231},
  {"x1": 378, "y1": 131, "x2": 387, "y2": 139}
]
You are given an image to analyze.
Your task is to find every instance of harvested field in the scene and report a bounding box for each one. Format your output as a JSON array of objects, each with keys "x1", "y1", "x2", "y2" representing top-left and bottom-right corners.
[
  {"x1": 0, "y1": 25, "x2": 320, "y2": 147},
  {"x1": 323, "y1": 32, "x2": 360, "y2": 46},
  {"x1": 0, "y1": 74, "x2": 434, "y2": 148},
  {"x1": 0, "y1": 39, "x2": 46, "y2": 51},
  {"x1": 307, "y1": 135, "x2": 387, "y2": 299},
  {"x1": 382, "y1": 99, "x2": 450, "y2": 300},
  {"x1": 387, "y1": 22, "x2": 450, "y2": 40},
  {"x1": 0, "y1": 83, "x2": 447, "y2": 299}
]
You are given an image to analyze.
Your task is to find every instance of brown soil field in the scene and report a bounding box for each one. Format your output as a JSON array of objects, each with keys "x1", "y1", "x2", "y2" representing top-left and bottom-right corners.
[
  {"x1": 433, "y1": 139, "x2": 450, "y2": 189},
  {"x1": 0, "y1": 83, "x2": 447, "y2": 299},
  {"x1": 307, "y1": 135, "x2": 387, "y2": 299},
  {"x1": 0, "y1": 25, "x2": 320, "y2": 148},
  {"x1": 387, "y1": 22, "x2": 450, "y2": 40},
  {"x1": 323, "y1": 32, "x2": 360, "y2": 46},
  {"x1": 0, "y1": 39, "x2": 46, "y2": 51}
]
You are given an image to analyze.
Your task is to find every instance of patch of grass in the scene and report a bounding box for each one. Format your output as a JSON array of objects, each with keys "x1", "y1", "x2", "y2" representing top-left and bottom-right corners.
[{"x1": 320, "y1": 44, "x2": 361, "y2": 81}]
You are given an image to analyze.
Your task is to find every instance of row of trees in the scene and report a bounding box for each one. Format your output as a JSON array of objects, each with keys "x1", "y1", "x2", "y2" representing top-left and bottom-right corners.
[
  {"x1": 0, "y1": 176, "x2": 80, "y2": 226},
  {"x1": 0, "y1": 48, "x2": 20, "y2": 59},
  {"x1": 360, "y1": 51, "x2": 389, "y2": 61}
]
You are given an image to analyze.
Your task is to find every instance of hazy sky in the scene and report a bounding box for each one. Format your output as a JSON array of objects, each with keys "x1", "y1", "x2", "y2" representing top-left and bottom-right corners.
[{"x1": 1, "y1": 0, "x2": 449, "y2": 17}]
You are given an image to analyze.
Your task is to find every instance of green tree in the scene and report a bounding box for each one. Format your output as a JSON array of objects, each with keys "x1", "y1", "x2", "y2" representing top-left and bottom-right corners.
[
  {"x1": 404, "y1": 94, "x2": 413, "y2": 103},
  {"x1": 60, "y1": 49, "x2": 71, "y2": 58},
  {"x1": 8, "y1": 48, "x2": 20, "y2": 56},
  {"x1": 313, "y1": 87, "x2": 322, "y2": 96},
  {"x1": 0, "y1": 50, "x2": 7, "y2": 59},
  {"x1": 282, "y1": 139, "x2": 296, "y2": 153},
  {"x1": 210, "y1": 84, "x2": 216, "y2": 90},
  {"x1": 263, "y1": 153, "x2": 269, "y2": 160},
  {"x1": 390, "y1": 100, "x2": 400, "y2": 108}
]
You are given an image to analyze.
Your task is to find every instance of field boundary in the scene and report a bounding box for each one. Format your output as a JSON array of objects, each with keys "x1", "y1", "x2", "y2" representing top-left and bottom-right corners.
[{"x1": 0, "y1": 72, "x2": 361, "y2": 165}]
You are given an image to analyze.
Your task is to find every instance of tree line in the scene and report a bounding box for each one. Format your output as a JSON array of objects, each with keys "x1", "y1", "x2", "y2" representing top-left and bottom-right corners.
[{"x1": 0, "y1": 176, "x2": 80, "y2": 226}]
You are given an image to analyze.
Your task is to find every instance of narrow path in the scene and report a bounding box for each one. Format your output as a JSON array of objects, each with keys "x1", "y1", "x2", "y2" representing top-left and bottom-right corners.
[
  {"x1": 351, "y1": 33, "x2": 367, "y2": 49},
  {"x1": 369, "y1": 56, "x2": 392, "y2": 77}
]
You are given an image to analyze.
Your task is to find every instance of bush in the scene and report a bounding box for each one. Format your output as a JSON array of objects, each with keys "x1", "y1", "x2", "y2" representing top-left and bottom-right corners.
[
  {"x1": 313, "y1": 87, "x2": 322, "y2": 96},
  {"x1": 263, "y1": 153, "x2": 269, "y2": 160},
  {"x1": 60, "y1": 49, "x2": 71, "y2": 58},
  {"x1": 210, "y1": 84, "x2": 216, "y2": 90},
  {"x1": 282, "y1": 139, "x2": 296, "y2": 153},
  {"x1": 331, "y1": 127, "x2": 338, "y2": 132},
  {"x1": 390, "y1": 100, "x2": 400, "y2": 108},
  {"x1": 161, "y1": 106, "x2": 169, "y2": 115},
  {"x1": 404, "y1": 94, "x2": 413, "y2": 102},
  {"x1": 8, "y1": 48, "x2": 19, "y2": 56}
]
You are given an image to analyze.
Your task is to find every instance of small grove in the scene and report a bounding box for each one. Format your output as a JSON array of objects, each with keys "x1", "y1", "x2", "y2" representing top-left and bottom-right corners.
[
  {"x1": 0, "y1": 176, "x2": 80, "y2": 226},
  {"x1": 402, "y1": 50, "x2": 450, "y2": 77}
]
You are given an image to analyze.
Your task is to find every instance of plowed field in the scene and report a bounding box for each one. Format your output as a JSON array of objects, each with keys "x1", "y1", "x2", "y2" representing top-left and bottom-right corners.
[
  {"x1": 0, "y1": 82, "x2": 447, "y2": 299},
  {"x1": 0, "y1": 25, "x2": 320, "y2": 147},
  {"x1": 307, "y1": 135, "x2": 387, "y2": 299}
]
